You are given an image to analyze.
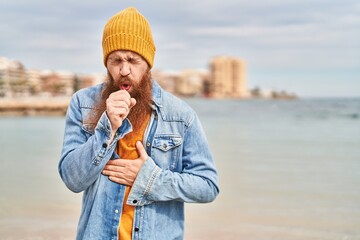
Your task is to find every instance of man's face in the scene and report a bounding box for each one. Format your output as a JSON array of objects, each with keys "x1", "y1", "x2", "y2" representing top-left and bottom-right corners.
[{"x1": 106, "y1": 50, "x2": 149, "y2": 94}]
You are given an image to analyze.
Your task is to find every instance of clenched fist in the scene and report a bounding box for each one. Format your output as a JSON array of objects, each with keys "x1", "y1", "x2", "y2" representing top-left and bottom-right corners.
[{"x1": 106, "y1": 90, "x2": 136, "y2": 142}]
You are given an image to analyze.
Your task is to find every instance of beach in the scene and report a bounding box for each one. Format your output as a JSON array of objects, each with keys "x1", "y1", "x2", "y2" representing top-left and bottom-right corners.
[{"x1": 0, "y1": 98, "x2": 359, "y2": 239}]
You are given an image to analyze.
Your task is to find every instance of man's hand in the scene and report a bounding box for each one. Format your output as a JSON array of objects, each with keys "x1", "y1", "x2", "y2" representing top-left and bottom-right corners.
[
  {"x1": 102, "y1": 141, "x2": 148, "y2": 186},
  {"x1": 106, "y1": 90, "x2": 136, "y2": 142}
]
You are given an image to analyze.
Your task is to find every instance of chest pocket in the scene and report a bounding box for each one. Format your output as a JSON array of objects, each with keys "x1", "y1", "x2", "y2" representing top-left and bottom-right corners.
[{"x1": 152, "y1": 134, "x2": 182, "y2": 171}]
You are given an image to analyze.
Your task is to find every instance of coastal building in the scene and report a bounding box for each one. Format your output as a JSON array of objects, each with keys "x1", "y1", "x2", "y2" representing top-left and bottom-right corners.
[
  {"x1": 0, "y1": 57, "x2": 27, "y2": 97},
  {"x1": 58, "y1": 71, "x2": 75, "y2": 96},
  {"x1": 0, "y1": 57, "x2": 12, "y2": 97},
  {"x1": 152, "y1": 69, "x2": 209, "y2": 97},
  {"x1": 174, "y1": 69, "x2": 208, "y2": 97},
  {"x1": 0, "y1": 55, "x2": 296, "y2": 100},
  {"x1": 26, "y1": 69, "x2": 42, "y2": 95},
  {"x1": 40, "y1": 70, "x2": 75, "y2": 96},
  {"x1": 249, "y1": 86, "x2": 297, "y2": 99},
  {"x1": 209, "y1": 56, "x2": 248, "y2": 98},
  {"x1": 76, "y1": 73, "x2": 107, "y2": 91},
  {"x1": 152, "y1": 69, "x2": 177, "y2": 94}
]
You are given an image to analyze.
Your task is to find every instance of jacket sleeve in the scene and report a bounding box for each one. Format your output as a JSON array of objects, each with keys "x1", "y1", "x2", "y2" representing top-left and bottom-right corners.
[
  {"x1": 127, "y1": 113, "x2": 219, "y2": 205},
  {"x1": 58, "y1": 93, "x2": 132, "y2": 193}
]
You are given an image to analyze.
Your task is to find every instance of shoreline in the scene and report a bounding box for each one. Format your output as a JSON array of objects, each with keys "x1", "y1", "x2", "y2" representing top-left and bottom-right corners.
[
  {"x1": 0, "y1": 96, "x2": 298, "y2": 116},
  {"x1": 0, "y1": 97, "x2": 70, "y2": 116}
]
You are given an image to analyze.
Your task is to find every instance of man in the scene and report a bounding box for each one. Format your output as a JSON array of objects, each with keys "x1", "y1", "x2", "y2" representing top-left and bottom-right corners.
[{"x1": 59, "y1": 7, "x2": 219, "y2": 240}]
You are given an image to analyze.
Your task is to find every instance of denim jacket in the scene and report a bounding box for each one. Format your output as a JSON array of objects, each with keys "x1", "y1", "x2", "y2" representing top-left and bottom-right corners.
[{"x1": 58, "y1": 80, "x2": 219, "y2": 240}]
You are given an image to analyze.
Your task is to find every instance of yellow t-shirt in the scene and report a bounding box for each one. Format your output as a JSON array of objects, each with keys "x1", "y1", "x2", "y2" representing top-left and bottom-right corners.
[{"x1": 117, "y1": 114, "x2": 150, "y2": 240}]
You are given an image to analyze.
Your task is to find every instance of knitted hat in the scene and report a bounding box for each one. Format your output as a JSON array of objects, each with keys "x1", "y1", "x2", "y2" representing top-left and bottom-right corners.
[{"x1": 102, "y1": 7, "x2": 156, "y2": 68}]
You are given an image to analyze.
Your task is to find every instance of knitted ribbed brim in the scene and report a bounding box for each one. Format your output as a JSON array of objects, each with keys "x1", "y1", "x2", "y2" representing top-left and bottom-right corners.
[{"x1": 102, "y1": 7, "x2": 156, "y2": 68}]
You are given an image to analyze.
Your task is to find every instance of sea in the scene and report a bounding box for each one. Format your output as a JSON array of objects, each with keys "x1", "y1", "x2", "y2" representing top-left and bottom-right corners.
[{"x1": 0, "y1": 98, "x2": 359, "y2": 240}]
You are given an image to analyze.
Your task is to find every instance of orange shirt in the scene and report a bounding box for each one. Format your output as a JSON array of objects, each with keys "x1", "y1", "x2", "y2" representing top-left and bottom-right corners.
[{"x1": 117, "y1": 114, "x2": 150, "y2": 240}]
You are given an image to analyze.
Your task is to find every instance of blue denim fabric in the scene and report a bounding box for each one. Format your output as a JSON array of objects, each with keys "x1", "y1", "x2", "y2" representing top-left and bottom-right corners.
[{"x1": 58, "y1": 80, "x2": 219, "y2": 240}]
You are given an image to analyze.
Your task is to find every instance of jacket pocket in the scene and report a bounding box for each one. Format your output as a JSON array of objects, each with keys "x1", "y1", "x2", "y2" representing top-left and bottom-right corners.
[{"x1": 152, "y1": 134, "x2": 182, "y2": 171}]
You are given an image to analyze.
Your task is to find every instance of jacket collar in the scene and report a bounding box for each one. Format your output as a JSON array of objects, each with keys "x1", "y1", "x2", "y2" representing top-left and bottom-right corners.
[{"x1": 151, "y1": 79, "x2": 163, "y2": 108}]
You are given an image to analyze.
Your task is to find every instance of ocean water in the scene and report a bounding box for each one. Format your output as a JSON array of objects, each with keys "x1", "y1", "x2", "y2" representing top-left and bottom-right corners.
[{"x1": 0, "y1": 98, "x2": 359, "y2": 240}]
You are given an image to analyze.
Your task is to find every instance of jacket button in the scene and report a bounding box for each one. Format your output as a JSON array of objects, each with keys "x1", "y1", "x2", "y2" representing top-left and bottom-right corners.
[
  {"x1": 134, "y1": 227, "x2": 139, "y2": 232},
  {"x1": 102, "y1": 143, "x2": 108, "y2": 148},
  {"x1": 146, "y1": 142, "x2": 150, "y2": 147},
  {"x1": 132, "y1": 199, "x2": 138, "y2": 204}
]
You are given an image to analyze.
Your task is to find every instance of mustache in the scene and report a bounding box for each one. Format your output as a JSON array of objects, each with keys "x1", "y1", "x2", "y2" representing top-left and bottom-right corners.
[
  {"x1": 117, "y1": 75, "x2": 133, "y2": 83},
  {"x1": 106, "y1": 74, "x2": 133, "y2": 92},
  {"x1": 114, "y1": 75, "x2": 136, "y2": 90}
]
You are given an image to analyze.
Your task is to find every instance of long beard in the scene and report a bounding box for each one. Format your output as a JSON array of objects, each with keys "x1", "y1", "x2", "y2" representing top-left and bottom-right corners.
[
  {"x1": 125, "y1": 71, "x2": 153, "y2": 130},
  {"x1": 86, "y1": 70, "x2": 153, "y2": 131}
]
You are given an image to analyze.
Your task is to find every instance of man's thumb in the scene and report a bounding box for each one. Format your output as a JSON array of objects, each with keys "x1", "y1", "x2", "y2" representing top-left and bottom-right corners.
[
  {"x1": 130, "y1": 98, "x2": 136, "y2": 109},
  {"x1": 136, "y1": 141, "x2": 147, "y2": 159}
]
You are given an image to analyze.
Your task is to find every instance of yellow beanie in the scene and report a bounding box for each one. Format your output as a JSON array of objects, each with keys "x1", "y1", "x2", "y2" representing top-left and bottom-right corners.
[{"x1": 102, "y1": 7, "x2": 156, "y2": 68}]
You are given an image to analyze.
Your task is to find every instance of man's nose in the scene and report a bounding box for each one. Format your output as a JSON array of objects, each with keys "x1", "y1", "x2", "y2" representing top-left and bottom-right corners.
[{"x1": 120, "y1": 62, "x2": 131, "y2": 76}]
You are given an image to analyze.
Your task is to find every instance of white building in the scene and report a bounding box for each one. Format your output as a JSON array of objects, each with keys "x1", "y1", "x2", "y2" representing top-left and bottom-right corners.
[{"x1": 0, "y1": 57, "x2": 26, "y2": 97}]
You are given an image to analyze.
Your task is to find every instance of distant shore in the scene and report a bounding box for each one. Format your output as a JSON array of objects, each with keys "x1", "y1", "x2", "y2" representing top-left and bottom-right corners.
[
  {"x1": 0, "y1": 97, "x2": 70, "y2": 116},
  {"x1": 0, "y1": 94, "x2": 299, "y2": 116}
]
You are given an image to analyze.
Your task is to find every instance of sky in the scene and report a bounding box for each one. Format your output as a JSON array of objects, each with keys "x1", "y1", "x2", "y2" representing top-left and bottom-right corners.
[{"x1": 0, "y1": 0, "x2": 359, "y2": 97}]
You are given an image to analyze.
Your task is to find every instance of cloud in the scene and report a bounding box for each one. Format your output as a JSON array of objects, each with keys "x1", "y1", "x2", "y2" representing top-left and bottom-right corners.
[{"x1": 0, "y1": 0, "x2": 359, "y2": 96}]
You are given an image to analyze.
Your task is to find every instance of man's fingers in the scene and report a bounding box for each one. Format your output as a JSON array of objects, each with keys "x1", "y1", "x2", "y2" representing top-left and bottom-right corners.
[
  {"x1": 106, "y1": 159, "x2": 128, "y2": 167},
  {"x1": 102, "y1": 168, "x2": 127, "y2": 179},
  {"x1": 111, "y1": 89, "x2": 131, "y2": 99},
  {"x1": 108, "y1": 176, "x2": 132, "y2": 186},
  {"x1": 118, "y1": 89, "x2": 131, "y2": 98},
  {"x1": 135, "y1": 141, "x2": 148, "y2": 160},
  {"x1": 102, "y1": 164, "x2": 123, "y2": 172},
  {"x1": 107, "y1": 98, "x2": 130, "y2": 110},
  {"x1": 103, "y1": 166, "x2": 136, "y2": 186},
  {"x1": 109, "y1": 91, "x2": 130, "y2": 100},
  {"x1": 111, "y1": 100, "x2": 130, "y2": 109},
  {"x1": 108, "y1": 90, "x2": 131, "y2": 106},
  {"x1": 108, "y1": 106, "x2": 128, "y2": 117}
]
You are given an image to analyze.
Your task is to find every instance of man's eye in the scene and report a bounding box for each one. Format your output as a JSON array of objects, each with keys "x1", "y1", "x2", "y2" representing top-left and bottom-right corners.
[
  {"x1": 128, "y1": 57, "x2": 139, "y2": 63},
  {"x1": 111, "y1": 58, "x2": 122, "y2": 63}
]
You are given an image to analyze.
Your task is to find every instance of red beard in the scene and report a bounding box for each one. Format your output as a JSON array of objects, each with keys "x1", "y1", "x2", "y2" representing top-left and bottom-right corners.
[
  {"x1": 86, "y1": 70, "x2": 153, "y2": 131},
  {"x1": 110, "y1": 71, "x2": 153, "y2": 130}
]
